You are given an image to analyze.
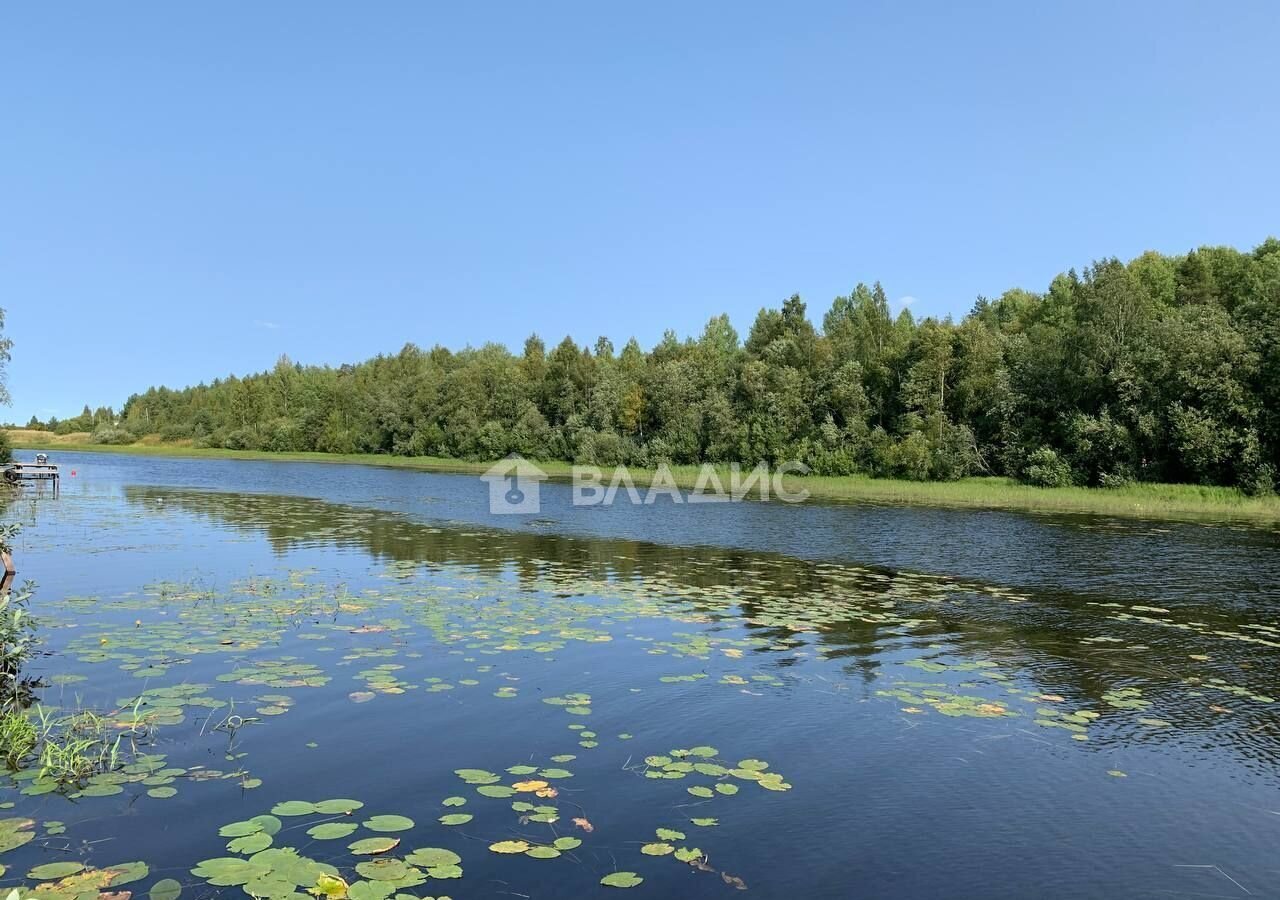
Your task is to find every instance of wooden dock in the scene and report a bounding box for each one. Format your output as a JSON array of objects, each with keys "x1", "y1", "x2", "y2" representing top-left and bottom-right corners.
[{"x1": 3, "y1": 462, "x2": 60, "y2": 496}]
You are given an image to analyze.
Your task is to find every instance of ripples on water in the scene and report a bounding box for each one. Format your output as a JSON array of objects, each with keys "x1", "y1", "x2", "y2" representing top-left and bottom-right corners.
[{"x1": 0, "y1": 450, "x2": 1277, "y2": 900}]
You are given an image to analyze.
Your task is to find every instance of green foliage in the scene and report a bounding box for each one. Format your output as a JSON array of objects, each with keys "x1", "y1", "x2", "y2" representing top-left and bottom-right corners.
[
  {"x1": 42, "y1": 238, "x2": 1280, "y2": 489},
  {"x1": 0, "y1": 526, "x2": 37, "y2": 712},
  {"x1": 0, "y1": 709, "x2": 36, "y2": 767},
  {"x1": 1023, "y1": 447, "x2": 1074, "y2": 488},
  {"x1": 90, "y1": 424, "x2": 137, "y2": 445}
]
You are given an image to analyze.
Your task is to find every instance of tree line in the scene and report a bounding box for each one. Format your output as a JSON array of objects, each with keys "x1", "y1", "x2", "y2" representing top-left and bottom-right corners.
[{"x1": 26, "y1": 239, "x2": 1280, "y2": 492}]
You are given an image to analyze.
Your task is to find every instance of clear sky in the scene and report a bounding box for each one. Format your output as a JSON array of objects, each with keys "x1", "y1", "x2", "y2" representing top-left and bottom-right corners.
[{"x1": 2, "y1": 2, "x2": 1277, "y2": 424}]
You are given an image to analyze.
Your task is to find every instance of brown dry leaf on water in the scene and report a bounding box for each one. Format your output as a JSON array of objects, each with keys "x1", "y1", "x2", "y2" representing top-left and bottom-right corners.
[
  {"x1": 99, "y1": 893, "x2": 132, "y2": 900},
  {"x1": 349, "y1": 625, "x2": 386, "y2": 634},
  {"x1": 513, "y1": 780, "x2": 550, "y2": 793},
  {"x1": 572, "y1": 817, "x2": 594, "y2": 833},
  {"x1": 34, "y1": 868, "x2": 119, "y2": 897},
  {"x1": 977, "y1": 704, "x2": 1007, "y2": 716},
  {"x1": 535, "y1": 787, "x2": 558, "y2": 798},
  {"x1": 348, "y1": 691, "x2": 375, "y2": 703},
  {"x1": 1210, "y1": 705, "x2": 1232, "y2": 714},
  {"x1": 1038, "y1": 694, "x2": 1065, "y2": 703},
  {"x1": 901, "y1": 707, "x2": 924, "y2": 714}
]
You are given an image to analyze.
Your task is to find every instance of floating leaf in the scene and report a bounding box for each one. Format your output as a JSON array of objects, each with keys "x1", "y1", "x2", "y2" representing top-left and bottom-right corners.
[
  {"x1": 149, "y1": 878, "x2": 182, "y2": 900},
  {"x1": 438, "y1": 814, "x2": 472, "y2": 826},
  {"x1": 476, "y1": 785, "x2": 515, "y2": 799},
  {"x1": 601, "y1": 872, "x2": 644, "y2": 888},
  {"x1": 348, "y1": 837, "x2": 401, "y2": 855},
  {"x1": 525, "y1": 847, "x2": 561, "y2": 859},
  {"x1": 308, "y1": 823, "x2": 358, "y2": 840},
  {"x1": 271, "y1": 800, "x2": 318, "y2": 817},
  {"x1": 404, "y1": 849, "x2": 460, "y2": 868},
  {"x1": 362, "y1": 815, "x2": 414, "y2": 833},
  {"x1": 641, "y1": 843, "x2": 674, "y2": 856},
  {"x1": 219, "y1": 820, "x2": 265, "y2": 838},
  {"x1": 227, "y1": 832, "x2": 273, "y2": 854},
  {"x1": 29, "y1": 862, "x2": 86, "y2": 880},
  {"x1": 312, "y1": 874, "x2": 349, "y2": 899},
  {"x1": 489, "y1": 840, "x2": 530, "y2": 854},
  {"x1": 314, "y1": 799, "x2": 364, "y2": 814}
]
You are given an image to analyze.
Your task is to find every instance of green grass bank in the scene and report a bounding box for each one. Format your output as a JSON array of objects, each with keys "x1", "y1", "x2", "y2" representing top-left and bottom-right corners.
[{"x1": 8, "y1": 430, "x2": 1279, "y2": 525}]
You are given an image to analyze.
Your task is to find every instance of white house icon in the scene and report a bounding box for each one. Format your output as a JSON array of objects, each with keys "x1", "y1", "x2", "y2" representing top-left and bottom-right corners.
[{"x1": 480, "y1": 454, "x2": 548, "y2": 514}]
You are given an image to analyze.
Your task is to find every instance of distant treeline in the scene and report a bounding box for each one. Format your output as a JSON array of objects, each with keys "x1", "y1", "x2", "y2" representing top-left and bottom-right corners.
[{"x1": 28, "y1": 239, "x2": 1280, "y2": 491}]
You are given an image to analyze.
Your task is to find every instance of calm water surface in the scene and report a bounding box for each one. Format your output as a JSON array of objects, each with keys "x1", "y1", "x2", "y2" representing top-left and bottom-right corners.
[{"x1": 2, "y1": 450, "x2": 1279, "y2": 900}]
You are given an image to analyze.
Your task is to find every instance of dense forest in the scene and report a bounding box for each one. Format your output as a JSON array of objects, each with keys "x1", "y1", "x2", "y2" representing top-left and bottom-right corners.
[{"x1": 26, "y1": 239, "x2": 1280, "y2": 492}]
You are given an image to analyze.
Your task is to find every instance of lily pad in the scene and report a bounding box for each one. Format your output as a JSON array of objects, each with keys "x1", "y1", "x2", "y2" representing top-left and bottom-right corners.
[
  {"x1": 271, "y1": 800, "x2": 319, "y2": 817},
  {"x1": 349, "y1": 837, "x2": 401, "y2": 855},
  {"x1": 601, "y1": 872, "x2": 644, "y2": 888},
  {"x1": 150, "y1": 877, "x2": 183, "y2": 900},
  {"x1": 362, "y1": 815, "x2": 414, "y2": 833},
  {"x1": 489, "y1": 840, "x2": 530, "y2": 854},
  {"x1": 29, "y1": 862, "x2": 87, "y2": 880}
]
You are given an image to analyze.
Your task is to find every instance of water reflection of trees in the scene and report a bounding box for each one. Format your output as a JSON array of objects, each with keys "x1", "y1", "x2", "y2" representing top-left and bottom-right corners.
[{"x1": 124, "y1": 486, "x2": 1280, "y2": 768}]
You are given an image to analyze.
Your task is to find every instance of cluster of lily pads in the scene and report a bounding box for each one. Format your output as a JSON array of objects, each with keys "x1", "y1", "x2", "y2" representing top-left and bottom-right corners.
[{"x1": 193, "y1": 800, "x2": 462, "y2": 900}]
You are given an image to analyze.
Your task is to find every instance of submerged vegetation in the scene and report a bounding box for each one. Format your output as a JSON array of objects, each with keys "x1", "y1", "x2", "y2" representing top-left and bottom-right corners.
[
  {"x1": 0, "y1": 473, "x2": 1275, "y2": 895},
  {"x1": 21, "y1": 238, "x2": 1280, "y2": 494}
]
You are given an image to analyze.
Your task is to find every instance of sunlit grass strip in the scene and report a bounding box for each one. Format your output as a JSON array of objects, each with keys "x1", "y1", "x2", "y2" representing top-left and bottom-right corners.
[{"x1": 8, "y1": 430, "x2": 1280, "y2": 524}]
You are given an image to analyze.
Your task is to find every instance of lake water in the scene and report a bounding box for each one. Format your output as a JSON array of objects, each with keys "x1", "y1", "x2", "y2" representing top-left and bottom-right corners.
[{"x1": 2, "y1": 450, "x2": 1279, "y2": 900}]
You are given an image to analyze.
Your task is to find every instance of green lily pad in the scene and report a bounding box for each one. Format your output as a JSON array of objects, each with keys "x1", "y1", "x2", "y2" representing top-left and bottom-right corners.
[
  {"x1": 489, "y1": 840, "x2": 529, "y2": 854},
  {"x1": 150, "y1": 877, "x2": 183, "y2": 900},
  {"x1": 28, "y1": 862, "x2": 86, "y2": 880},
  {"x1": 314, "y1": 799, "x2": 365, "y2": 814},
  {"x1": 349, "y1": 837, "x2": 401, "y2": 855},
  {"x1": 601, "y1": 872, "x2": 644, "y2": 888},
  {"x1": 362, "y1": 815, "x2": 414, "y2": 833},
  {"x1": 271, "y1": 800, "x2": 319, "y2": 817},
  {"x1": 228, "y1": 832, "x2": 273, "y2": 854},
  {"x1": 404, "y1": 848, "x2": 460, "y2": 868}
]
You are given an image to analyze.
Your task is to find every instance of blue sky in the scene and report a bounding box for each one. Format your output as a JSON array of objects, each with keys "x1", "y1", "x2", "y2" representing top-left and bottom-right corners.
[{"x1": 2, "y1": 2, "x2": 1277, "y2": 424}]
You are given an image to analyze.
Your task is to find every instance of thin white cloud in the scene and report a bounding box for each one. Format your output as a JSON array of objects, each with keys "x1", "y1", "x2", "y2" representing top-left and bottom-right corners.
[
  {"x1": 253, "y1": 320, "x2": 281, "y2": 330},
  {"x1": 894, "y1": 295, "x2": 917, "y2": 309}
]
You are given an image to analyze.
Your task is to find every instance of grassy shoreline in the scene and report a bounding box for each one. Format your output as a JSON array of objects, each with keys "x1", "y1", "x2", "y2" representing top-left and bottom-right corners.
[{"x1": 7, "y1": 430, "x2": 1279, "y2": 524}]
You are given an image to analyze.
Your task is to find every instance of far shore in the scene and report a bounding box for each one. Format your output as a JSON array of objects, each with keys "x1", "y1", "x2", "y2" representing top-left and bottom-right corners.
[{"x1": 7, "y1": 429, "x2": 1280, "y2": 525}]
